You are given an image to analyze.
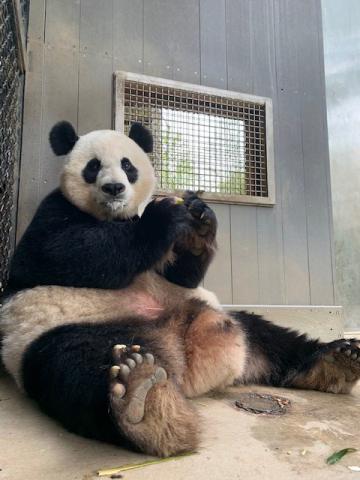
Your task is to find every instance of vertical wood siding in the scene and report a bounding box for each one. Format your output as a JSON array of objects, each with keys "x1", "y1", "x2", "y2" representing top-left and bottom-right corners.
[{"x1": 17, "y1": 0, "x2": 335, "y2": 306}]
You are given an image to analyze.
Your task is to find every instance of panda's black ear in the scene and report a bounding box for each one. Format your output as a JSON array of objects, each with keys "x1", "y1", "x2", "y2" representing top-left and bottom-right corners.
[
  {"x1": 128, "y1": 123, "x2": 153, "y2": 153},
  {"x1": 49, "y1": 121, "x2": 79, "y2": 156}
]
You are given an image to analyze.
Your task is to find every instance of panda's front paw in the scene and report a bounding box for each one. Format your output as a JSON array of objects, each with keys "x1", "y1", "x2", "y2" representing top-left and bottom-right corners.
[
  {"x1": 183, "y1": 191, "x2": 217, "y2": 240},
  {"x1": 140, "y1": 197, "x2": 188, "y2": 241}
]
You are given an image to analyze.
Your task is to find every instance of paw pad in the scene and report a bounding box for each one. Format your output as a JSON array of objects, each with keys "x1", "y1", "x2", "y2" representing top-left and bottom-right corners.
[{"x1": 109, "y1": 345, "x2": 167, "y2": 424}]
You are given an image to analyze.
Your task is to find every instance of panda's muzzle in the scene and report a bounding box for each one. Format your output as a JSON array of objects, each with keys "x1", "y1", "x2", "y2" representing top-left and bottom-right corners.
[{"x1": 101, "y1": 183, "x2": 126, "y2": 197}]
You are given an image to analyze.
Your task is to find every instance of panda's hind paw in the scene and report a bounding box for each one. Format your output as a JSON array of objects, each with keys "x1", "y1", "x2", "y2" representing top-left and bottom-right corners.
[
  {"x1": 323, "y1": 339, "x2": 360, "y2": 374},
  {"x1": 109, "y1": 345, "x2": 167, "y2": 425}
]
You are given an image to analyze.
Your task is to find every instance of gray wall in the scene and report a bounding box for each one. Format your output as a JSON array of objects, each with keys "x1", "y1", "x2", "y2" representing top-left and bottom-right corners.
[
  {"x1": 322, "y1": 0, "x2": 360, "y2": 329},
  {"x1": 18, "y1": 0, "x2": 335, "y2": 306}
]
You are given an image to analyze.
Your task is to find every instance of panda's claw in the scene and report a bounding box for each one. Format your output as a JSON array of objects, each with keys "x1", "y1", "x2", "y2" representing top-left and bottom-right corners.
[
  {"x1": 113, "y1": 344, "x2": 127, "y2": 363},
  {"x1": 109, "y1": 365, "x2": 121, "y2": 379}
]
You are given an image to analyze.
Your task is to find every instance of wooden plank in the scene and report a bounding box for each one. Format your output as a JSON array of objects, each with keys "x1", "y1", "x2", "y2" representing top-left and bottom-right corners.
[
  {"x1": 230, "y1": 205, "x2": 259, "y2": 304},
  {"x1": 143, "y1": 0, "x2": 173, "y2": 79},
  {"x1": 204, "y1": 204, "x2": 233, "y2": 304},
  {"x1": 144, "y1": 0, "x2": 200, "y2": 82},
  {"x1": 78, "y1": 54, "x2": 113, "y2": 134},
  {"x1": 199, "y1": 0, "x2": 231, "y2": 299},
  {"x1": 171, "y1": 0, "x2": 200, "y2": 84},
  {"x1": 199, "y1": 0, "x2": 227, "y2": 89},
  {"x1": 45, "y1": 0, "x2": 80, "y2": 50},
  {"x1": 80, "y1": 0, "x2": 113, "y2": 57},
  {"x1": 226, "y1": 0, "x2": 252, "y2": 94},
  {"x1": 27, "y1": 0, "x2": 46, "y2": 42},
  {"x1": 16, "y1": 40, "x2": 45, "y2": 240},
  {"x1": 250, "y1": 0, "x2": 285, "y2": 304},
  {"x1": 113, "y1": 0, "x2": 144, "y2": 73},
  {"x1": 297, "y1": 0, "x2": 335, "y2": 305},
  {"x1": 39, "y1": 46, "x2": 79, "y2": 201},
  {"x1": 273, "y1": 0, "x2": 310, "y2": 304},
  {"x1": 226, "y1": 0, "x2": 259, "y2": 304}
]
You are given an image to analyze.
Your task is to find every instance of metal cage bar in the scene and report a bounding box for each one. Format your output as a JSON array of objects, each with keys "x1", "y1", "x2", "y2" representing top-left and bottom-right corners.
[
  {"x1": 114, "y1": 71, "x2": 275, "y2": 206},
  {"x1": 0, "y1": 0, "x2": 28, "y2": 294}
]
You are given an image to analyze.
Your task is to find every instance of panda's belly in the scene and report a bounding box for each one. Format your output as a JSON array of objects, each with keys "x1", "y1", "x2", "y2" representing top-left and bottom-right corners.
[{"x1": 0, "y1": 271, "x2": 220, "y2": 387}]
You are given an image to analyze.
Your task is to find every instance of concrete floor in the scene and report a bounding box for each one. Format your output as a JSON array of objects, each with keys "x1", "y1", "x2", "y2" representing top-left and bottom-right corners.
[{"x1": 1, "y1": 370, "x2": 360, "y2": 480}]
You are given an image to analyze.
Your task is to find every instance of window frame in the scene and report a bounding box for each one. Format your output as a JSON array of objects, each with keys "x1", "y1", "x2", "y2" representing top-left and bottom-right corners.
[{"x1": 113, "y1": 71, "x2": 275, "y2": 206}]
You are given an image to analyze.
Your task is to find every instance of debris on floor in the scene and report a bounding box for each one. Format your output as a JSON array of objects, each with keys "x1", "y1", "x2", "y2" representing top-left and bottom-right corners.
[
  {"x1": 97, "y1": 452, "x2": 196, "y2": 477},
  {"x1": 234, "y1": 392, "x2": 291, "y2": 415},
  {"x1": 326, "y1": 448, "x2": 357, "y2": 465}
]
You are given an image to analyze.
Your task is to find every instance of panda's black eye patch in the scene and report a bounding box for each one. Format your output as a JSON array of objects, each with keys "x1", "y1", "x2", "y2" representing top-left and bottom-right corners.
[
  {"x1": 82, "y1": 158, "x2": 101, "y2": 184},
  {"x1": 121, "y1": 157, "x2": 138, "y2": 184}
]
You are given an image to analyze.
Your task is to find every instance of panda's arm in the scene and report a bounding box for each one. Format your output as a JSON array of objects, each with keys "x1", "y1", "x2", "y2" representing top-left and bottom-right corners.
[
  {"x1": 160, "y1": 193, "x2": 217, "y2": 288},
  {"x1": 8, "y1": 192, "x2": 187, "y2": 290},
  {"x1": 161, "y1": 247, "x2": 215, "y2": 288}
]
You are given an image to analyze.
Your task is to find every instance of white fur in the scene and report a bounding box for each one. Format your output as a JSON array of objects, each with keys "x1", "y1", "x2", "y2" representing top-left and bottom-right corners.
[
  {"x1": 61, "y1": 130, "x2": 156, "y2": 220},
  {"x1": 0, "y1": 271, "x2": 221, "y2": 388},
  {"x1": 0, "y1": 127, "x2": 222, "y2": 388}
]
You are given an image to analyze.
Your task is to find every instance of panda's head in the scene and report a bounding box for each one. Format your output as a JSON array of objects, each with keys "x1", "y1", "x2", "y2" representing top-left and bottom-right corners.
[{"x1": 49, "y1": 121, "x2": 155, "y2": 220}]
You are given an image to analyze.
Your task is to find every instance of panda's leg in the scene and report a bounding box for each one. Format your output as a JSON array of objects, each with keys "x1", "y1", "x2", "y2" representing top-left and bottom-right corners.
[
  {"x1": 21, "y1": 322, "x2": 200, "y2": 458},
  {"x1": 180, "y1": 308, "x2": 360, "y2": 397},
  {"x1": 108, "y1": 345, "x2": 200, "y2": 457},
  {"x1": 180, "y1": 308, "x2": 249, "y2": 398},
  {"x1": 233, "y1": 312, "x2": 360, "y2": 394}
]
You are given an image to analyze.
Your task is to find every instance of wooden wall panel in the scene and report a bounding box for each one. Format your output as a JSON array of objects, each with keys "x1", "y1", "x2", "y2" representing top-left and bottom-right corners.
[
  {"x1": 199, "y1": 0, "x2": 227, "y2": 89},
  {"x1": 199, "y1": 0, "x2": 232, "y2": 302},
  {"x1": 273, "y1": 0, "x2": 311, "y2": 304},
  {"x1": 17, "y1": 0, "x2": 335, "y2": 308},
  {"x1": 296, "y1": 0, "x2": 335, "y2": 304},
  {"x1": 250, "y1": 0, "x2": 285, "y2": 304},
  {"x1": 204, "y1": 204, "x2": 233, "y2": 304},
  {"x1": 113, "y1": 0, "x2": 144, "y2": 73}
]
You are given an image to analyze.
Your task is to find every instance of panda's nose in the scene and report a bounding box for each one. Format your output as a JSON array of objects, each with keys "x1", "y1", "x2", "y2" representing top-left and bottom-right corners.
[{"x1": 101, "y1": 183, "x2": 125, "y2": 196}]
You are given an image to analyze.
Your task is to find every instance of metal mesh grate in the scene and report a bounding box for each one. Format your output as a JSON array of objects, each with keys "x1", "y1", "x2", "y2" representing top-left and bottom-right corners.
[
  {"x1": 0, "y1": 0, "x2": 27, "y2": 294},
  {"x1": 116, "y1": 74, "x2": 271, "y2": 203}
]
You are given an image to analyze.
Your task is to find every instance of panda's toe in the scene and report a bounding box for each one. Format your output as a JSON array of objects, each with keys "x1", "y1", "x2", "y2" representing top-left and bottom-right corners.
[{"x1": 111, "y1": 383, "x2": 126, "y2": 398}]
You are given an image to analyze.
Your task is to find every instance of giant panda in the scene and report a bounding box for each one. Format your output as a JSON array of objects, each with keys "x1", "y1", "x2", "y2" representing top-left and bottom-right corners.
[{"x1": 1, "y1": 121, "x2": 360, "y2": 458}]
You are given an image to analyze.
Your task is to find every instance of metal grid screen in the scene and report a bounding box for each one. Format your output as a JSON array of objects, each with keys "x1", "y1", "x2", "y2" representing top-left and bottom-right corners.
[
  {"x1": 0, "y1": 0, "x2": 28, "y2": 294},
  {"x1": 115, "y1": 73, "x2": 274, "y2": 204}
]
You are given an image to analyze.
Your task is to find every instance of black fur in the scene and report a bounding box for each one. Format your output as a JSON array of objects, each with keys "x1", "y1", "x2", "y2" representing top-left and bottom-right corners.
[
  {"x1": 163, "y1": 249, "x2": 213, "y2": 288},
  {"x1": 21, "y1": 310, "x2": 193, "y2": 447},
  {"x1": 233, "y1": 311, "x2": 325, "y2": 385},
  {"x1": 6, "y1": 190, "x2": 189, "y2": 292},
  {"x1": 21, "y1": 310, "x2": 328, "y2": 447},
  {"x1": 128, "y1": 123, "x2": 153, "y2": 153},
  {"x1": 82, "y1": 158, "x2": 101, "y2": 184},
  {"x1": 162, "y1": 193, "x2": 217, "y2": 288},
  {"x1": 49, "y1": 121, "x2": 78, "y2": 156},
  {"x1": 121, "y1": 157, "x2": 138, "y2": 184}
]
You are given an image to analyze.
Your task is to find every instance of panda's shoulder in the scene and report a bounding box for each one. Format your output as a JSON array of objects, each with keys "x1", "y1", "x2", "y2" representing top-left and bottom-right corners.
[{"x1": 35, "y1": 188, "x2": 89, "y2": 224}]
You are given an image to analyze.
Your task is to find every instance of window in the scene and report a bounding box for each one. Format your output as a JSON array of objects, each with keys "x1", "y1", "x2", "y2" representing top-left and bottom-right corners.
[{"x1": 114, "y1": 72, "x2": 275, "y2": 205}]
